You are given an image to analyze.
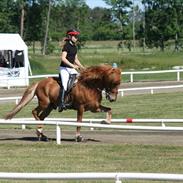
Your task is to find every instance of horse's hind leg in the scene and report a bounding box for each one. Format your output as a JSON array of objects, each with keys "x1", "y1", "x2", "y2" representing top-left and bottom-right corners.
[
  {"x1": 32, "y1": 104, "x2": 53, "y2": 141},
  {"x1": 32, "y1": 106, "x2": 45, "y2": 140},
  {"x1": 39, "y1": 104, "x2": 54, "y2": 120},
  {"x1": 32, "y1": 106, "x2": 42, "y2": 120},
  {"x1": 37, "y1": 104, "x2": 54, "y2": 141}
]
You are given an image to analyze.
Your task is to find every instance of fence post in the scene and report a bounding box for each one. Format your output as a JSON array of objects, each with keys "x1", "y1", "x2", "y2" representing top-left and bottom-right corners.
[
  {"x1": 161, "y1": 120, "x2": 166, "y2": 127},
  {"x1": 7, "y1": 79, "x2": 10, "y2": 89},
  {"x1": 150, "y1": 88, "x2": 154, "y2": 94},
  {"x1": 90, "y1": 120, "x2": 94, "y2": 131},
  {"x1": 15, "y1": 99, "x2": 19, "y2": 105},
  {"x1": 177, "y1": 71, "x2": 180, "y2": 81},
  {"x1": 130, "y1": 73, "x2": 133, "y2": 82},
  {"x1": 115, "y1": 174, "x2": 122, "y2": 183},
  {"x1": 56, "y1": 124, "x2": 61, "y2": 145},
  {"x1": 21, "y1": 125, "x2": 26, "y2": 130}
]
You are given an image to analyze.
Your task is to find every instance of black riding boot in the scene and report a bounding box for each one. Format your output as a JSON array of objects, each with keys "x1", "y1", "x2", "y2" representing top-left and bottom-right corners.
[{"x1": 58, "y1": 89, "x2": 66, "y2": 112}]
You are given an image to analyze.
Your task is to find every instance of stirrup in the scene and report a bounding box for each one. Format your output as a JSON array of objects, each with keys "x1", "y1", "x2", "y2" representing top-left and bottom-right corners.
[{"x1": 58, "y1": 104, "x2": 66, "y2": 112}]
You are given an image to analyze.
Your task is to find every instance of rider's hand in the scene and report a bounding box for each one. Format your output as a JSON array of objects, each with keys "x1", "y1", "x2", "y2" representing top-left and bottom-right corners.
[
  {"x1": 73, "y1": 65, "x2": 79, "y2": 70},
  {"x1": 79, "y1": 66, "x2": 85, "y2": 71}
]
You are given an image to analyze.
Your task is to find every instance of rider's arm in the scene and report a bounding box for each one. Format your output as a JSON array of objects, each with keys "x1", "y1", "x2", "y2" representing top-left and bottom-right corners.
[{"x1": 74, "y1": 54, "x2": 85, "y2": 69}]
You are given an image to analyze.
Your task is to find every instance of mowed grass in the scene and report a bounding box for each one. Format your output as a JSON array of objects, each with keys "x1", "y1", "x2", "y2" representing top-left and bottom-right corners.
[
  {"x1": 1, "y1": 42, "x2": 183, "y2": 182},
  {"x1": 0, "y1": 143, "x2": 183, "y2": 183},
  {"x1": 0, "y1": 93, "x2": 183, "y2": 182},
  {"x1": 1, "y1": 91, "x2": 183, "y2": 119},
  {"x1": 29, "y1": 41, "x2": 183, "y2": 84},
  {"x1": 29, "y1": 41, "x2": 183, "y2": 76}
]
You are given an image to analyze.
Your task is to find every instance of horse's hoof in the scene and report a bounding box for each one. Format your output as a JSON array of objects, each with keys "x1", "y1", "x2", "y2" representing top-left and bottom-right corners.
[
  {"x1": 36, "y1": 131, "x2": 49, "y2": 142},
  {"x1": 75, "y1": 135, "x2": 84, "y2": 142},
  {"x1": 58, "y1": 107, "x2": 64, "y2": 112},
  {"x1": 40, "y1": 135, "x2": 49, "y2": 142},
  {"x1": 100, "y1": 120, "x2": 110, "y2": 125},
  {"x1": 58, "y1": 108, "x2": 63, "y2": 112},
  {"x1": 58, "y1": 105, "x2": 67, "y2": 112}
]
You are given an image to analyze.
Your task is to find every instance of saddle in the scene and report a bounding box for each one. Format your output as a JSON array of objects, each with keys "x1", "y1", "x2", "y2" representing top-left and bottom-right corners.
[
  {"x1": 55, "y1": 74, "x2": 77, "y2": 110},
  {"x1": 53, "y1": 74, "x2": 77, "y2": 91}
]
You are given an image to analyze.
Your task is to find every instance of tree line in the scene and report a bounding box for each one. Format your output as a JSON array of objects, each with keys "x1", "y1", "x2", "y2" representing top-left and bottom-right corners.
[{"x1": 1, "y1": 0, "x2": 183, "y2": 53}]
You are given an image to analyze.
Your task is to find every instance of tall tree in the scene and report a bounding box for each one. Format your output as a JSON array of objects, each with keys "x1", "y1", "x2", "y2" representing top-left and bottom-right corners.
[
  {"x1": 142, "y1": 0, "x2": 182, "y2": 51},
  {"x1": 104, "y1": 0, "x2": 132, "y2": 40},
  {"x1": 170, "y1": 0, "x2": 183, "y2": 51},
  {"x1": 42, "y1": 0, "x2": 52, "y2": 55},
  {"x1": 90, "y1": 7, "x2": 117, "y2": 40},
  {"x1": 0, "y1": 0, "x2": 19, "y2": 33},
  {"x1": 16, "y1": 0, "x2": 27, "y2": 38},
  {"x1": 24, "y1": 0, "x2": 43, "y2": 53}
]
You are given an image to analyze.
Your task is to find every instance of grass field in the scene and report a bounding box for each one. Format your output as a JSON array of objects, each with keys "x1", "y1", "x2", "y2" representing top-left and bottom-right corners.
[
  {"x1": 29, "y1": 41, "x2": 183, "y2": 72},
  {"x1": 1, "y1": 41, "x2": 183, "y2": 182},
  {"x1": 1, "y1": 91, "x2": 183, "y2": 119},
  {"x1": 0, "y1": 143, "x2": 183, "y2": 183},
  {"x1": 0, "y1": 92, "x2": 183, "y2": 182},
  {"x1": 29, "y1": 41, "x2": 183, "y2": 84}
]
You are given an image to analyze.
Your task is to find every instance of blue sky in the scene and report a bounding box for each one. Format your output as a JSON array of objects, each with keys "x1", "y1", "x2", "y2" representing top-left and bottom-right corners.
[
  {"x1": 85, "y1": 0, "x2": 143, "y2": 9},
  {"x1": 85, "y1": 0, "x2": 111, "y2": 9}
]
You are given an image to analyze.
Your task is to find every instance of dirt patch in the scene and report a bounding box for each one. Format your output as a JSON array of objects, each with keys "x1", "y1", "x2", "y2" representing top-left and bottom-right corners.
[
  {"x1": 0, "y1": 129, "x2": 182, "y2": 146},
  {"x1": 1, "y1": 81, "x2": 183, "y2": 146}
]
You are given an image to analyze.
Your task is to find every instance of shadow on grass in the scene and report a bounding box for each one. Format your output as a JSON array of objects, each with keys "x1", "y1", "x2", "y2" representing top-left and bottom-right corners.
[{"x1": 0, "y1": 137, "x2": 101, "y2": 143}]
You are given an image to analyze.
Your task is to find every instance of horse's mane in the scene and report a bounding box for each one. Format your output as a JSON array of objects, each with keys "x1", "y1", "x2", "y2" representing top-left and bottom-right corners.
[
  {"x1": 78, "y1": 64, "x2": 112, "y2": 84},
  {"x1": 78, "y1": 64, "x2": 122, "y2": 90}
]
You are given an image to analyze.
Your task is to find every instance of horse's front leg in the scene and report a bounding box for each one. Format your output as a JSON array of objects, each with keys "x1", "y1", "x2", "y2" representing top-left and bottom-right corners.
[
  {"x1": 76, "y1": 106, "x2": 84, "y2": 142},
  {"x1": 99, "y1": 105, "x2": 112, "y2": 124}
]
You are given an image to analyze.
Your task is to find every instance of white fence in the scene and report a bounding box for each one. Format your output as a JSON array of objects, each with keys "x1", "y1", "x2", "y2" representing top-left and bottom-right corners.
[
  {"x1": 1, "y1": 119, "x2": 183, "y2": 182},
  {"x1": 118, "y1": 84, "x2": 183, "y2": 96},
  {"x1": 0, "y1": 172, "x2": 183, "y2": 182},
  {"x1": 28, "y1": 69, "x2": 183, "y2": 82},
  {"x1": 1, "y1": 118, "x2": 183, "y2": 145},
  {"x1": 1, "y1": 69, "x2": 183, "y2": 88},
  {"x1": 13, "y1": 117, "x2": 183, "y2": 124},
  {"x1": 1, "y1": 84, "x2": 183, "y2": 105},
  {"x1": 122, "y1": 69, "x2": 183, "y2": 82}
]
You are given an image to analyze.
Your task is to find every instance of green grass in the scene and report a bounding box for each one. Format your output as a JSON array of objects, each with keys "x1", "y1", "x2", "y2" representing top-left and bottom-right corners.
[
  {"x1": 0, "y1": 143, "x2": 183, "y2": 171},
  {"x1": 1, "y1": 93, "x2": 183, "y2": 182},
  {"x1": 28, "y1": 41, "x2": 183, "y2": 83},
  {"x1": 0, "y1": 143, "x2": 183, "y2": 183},
  {"x1": 1, "y1": 41, "x2": 183, "y2": 183},
  {"x1": 1, "y1": 92, "x2": 183, "y2": 119}
]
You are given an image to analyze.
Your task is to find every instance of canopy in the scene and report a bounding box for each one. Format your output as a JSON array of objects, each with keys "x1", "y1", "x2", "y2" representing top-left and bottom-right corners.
[
  {"x1": 0, "y1": 33, "x2": 28, "y2": 50},
  {"x1": 0, "y1": 33, "x2": 31, "y2": 88}
]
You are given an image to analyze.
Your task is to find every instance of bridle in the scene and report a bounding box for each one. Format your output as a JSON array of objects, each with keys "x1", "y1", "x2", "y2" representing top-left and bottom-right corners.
[{"x1": 97, "y1": 87, "x2": 113, "y2": 101}]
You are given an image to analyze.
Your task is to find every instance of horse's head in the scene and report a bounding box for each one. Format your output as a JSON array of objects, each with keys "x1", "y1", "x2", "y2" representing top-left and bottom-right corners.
[
  {"x1": 103, "y1": 66, "x2": 121, "y2": 102},
  {"x1": 78, "y1": 65, "x2": 121, "y2": 102}
]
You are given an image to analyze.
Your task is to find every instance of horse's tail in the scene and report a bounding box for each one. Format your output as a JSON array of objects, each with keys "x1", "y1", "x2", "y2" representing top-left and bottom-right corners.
[{"x1": 4, "y1": 82, "x2": 39, "y2": 119}]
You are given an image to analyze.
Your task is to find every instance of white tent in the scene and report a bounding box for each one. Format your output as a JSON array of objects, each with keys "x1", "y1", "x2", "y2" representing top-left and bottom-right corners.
[{"x1": 0, "y1": 33, "x2": 31, "y2": 88}]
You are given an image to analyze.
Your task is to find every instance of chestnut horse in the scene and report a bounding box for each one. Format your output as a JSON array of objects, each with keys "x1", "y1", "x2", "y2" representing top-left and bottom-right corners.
[{"x1": 5, "y1": 64, "x2": 121, "y2": 142}]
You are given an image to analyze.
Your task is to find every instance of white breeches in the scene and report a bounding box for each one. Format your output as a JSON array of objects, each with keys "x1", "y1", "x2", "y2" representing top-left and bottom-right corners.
[{"x1": 59, "y1": 66, "x2": 78, "y2": 91}]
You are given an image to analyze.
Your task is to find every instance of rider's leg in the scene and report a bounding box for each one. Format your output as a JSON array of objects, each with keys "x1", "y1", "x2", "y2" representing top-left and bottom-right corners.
[
  {"x1": 67, "y1": 74, "x2": 77, "y2": 91},
  {"x1": 60, "y1": 88, "x2": 66, "y2": 107},
  {"x1": 58, "y1": 67, "x2": 69, "y2": 112}
]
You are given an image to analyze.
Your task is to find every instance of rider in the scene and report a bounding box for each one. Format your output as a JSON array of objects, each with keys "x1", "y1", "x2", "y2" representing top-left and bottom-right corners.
[{"x1": 58, "y1": 29, "x2": 85, "y2": 112}]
